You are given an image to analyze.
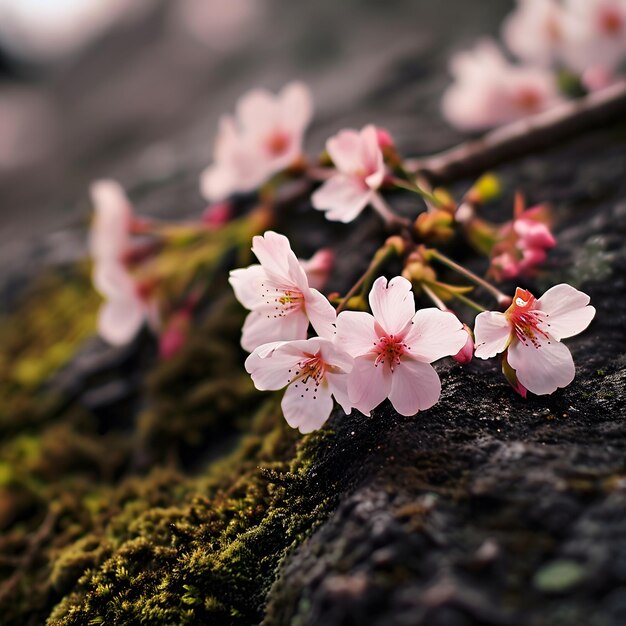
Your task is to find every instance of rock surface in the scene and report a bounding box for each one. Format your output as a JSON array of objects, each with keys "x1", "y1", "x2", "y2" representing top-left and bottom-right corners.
[{"x1": 1, "y1": 1, "x2": 625, "y2": 625}]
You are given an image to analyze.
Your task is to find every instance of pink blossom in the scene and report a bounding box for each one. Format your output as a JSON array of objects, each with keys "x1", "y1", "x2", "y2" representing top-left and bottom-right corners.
[
  {"x1": 245, "y1": 337, "x2": 354, "y2": 433},
  {"x1": 159, "y1": 308, "x2": 192, "y2": 359},
  {"x1": 442, "y1": 40, "x2": 563, "y2": 131},
  {"x1": 502, "y1": 0, "x2": 565, "y2": 66},
  {"x1": 229, "y1": 231, "x2": 336, "y2": 352},
  {"x1": 474, "y1": 285, "x2": 595, "y2": 395},
  {"x1": 200, "y1": 82, "x2": 313, "y2": 201},
  {"x1": 299, "y1": 248, "x2": 334, "y2": 291},
  {"x1": 335, "y1": 276, "x2": 467, "y2": 416},
  {"x1": 311, "y1": 124, "x2": 386, "y2": 223},
  {"x1": 92, "y1": 261, "x2": 159, "y2": 346},
  {"x1": 561, "y1": 0, "x2": 626, "y2": 81},
  {"x1": 89, "y1": 179, "x2": 157, "y2": 346},
  {"x1": 490, "y1": 201, "x2": 556, "y2": 281}
]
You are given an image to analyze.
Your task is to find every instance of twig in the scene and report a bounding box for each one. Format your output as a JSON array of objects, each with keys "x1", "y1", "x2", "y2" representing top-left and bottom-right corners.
[{"x1": 406, "y1": 81, "x2": 626, "y2": 183}]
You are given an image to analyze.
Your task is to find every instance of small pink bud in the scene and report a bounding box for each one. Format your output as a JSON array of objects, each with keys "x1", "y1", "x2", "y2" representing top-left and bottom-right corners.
[
  {"x1": 375, "y1": 127, "x2": 395, "y2": 149},
  {"x1": 300, "y1": 248, "x2": 335, "y2": 291},
  {"x1": 202, "y1": 201, "x2": 233, "y2": 229},
  {"x1": 453, "y1": 324, "x2": 474, "y2": 365},
  {"x1": 159, "y1": 310, "x2": 191, "y2": 360}
]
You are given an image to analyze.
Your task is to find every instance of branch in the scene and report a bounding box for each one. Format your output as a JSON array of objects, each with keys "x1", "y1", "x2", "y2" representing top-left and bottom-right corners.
[{"x1": 406, "y1": 81, "x2": 626, "y2": 183}]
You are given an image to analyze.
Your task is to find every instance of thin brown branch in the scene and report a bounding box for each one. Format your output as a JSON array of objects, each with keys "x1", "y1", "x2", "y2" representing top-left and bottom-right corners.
[{"x1": 406, "y1": 81, "x2": 626, "y2": 183}]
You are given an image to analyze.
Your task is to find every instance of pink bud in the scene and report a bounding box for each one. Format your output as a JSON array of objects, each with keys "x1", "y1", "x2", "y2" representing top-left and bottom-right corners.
[
  {"x1": 159, "y1": 310, "x2": 191, "y2": 359},
  {"x1": 300, "y1": 248, "x2": 335, "y2": 291},
  {"x1": 453, "y1": 324, "x2": 474, "y2": 364},
  {"x1": 375, "y1": 127, "x2": 395, "y2": 150},
  {"x1": 202, "y1": 201, "x2": 233, "y2": 229}
]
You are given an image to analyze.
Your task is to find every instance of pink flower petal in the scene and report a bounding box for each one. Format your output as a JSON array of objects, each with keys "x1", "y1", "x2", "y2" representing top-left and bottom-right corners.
[
  {"x1": 507, "y1": 335, "x2": 576, "y2": 395},
  {"x1": 299, "y1": 248, "x2": 334, "y2": 291},
  {"x1": 244, "y1": 348, "x2": 302, "y2": 391},
  {"x1": 537, "y1": 283, "x2": 596, "y2": 340},
  {"x1": 304, "y1": 288, "x2": 337, "y2": 339},
  {"x1": 251, "y1": 231, "x2": 303, "y2": 284},
  {"x1": 281, "y1": 382, "x2": 334, "y2": 433},
  {"x1": 326, "y1": 129, "x2": 363, "y2": 173},
  {"x1": 368, "y1": 276, "x2": 415, "y2": 336},
  {"x1": 360, "y1": 124, "x2": 385, "y2": 189},
  {"x1": 89, "y1": 179, "x2": 132, "y2": 261},
  {"x1": 335, "y1": 310, "x2": 379, "y2": 357},
  {"x1": 229, "y1": 264, "x2": 267, "y2": 310},
  {"x1": 403, "y1": 308, "x2": 466, "y2": 363},
  {"x1": 98, "y1": 296, "x2": 145, "y2": 346},
  {"x1": 347, "y1": 355, "x2": 393, "y2": 416},
  {"x1": 280, "y1": 81, "x2": 314, "y2": 135},
  {"x1": 311, "y1": 174, "x2": 373, "y2": 223},
  {"x1": 325, "y1": 372, "x2": 354, "y2": 415},
  {"x1": 240, "y1": 309, "x2": 308, "y2": 352},
  {"x1": 474, "y1": 311, "x2": 512, "y2": 359},
  {"x1": 388, "y1": 358, "x2": 442, "y2": 416}
]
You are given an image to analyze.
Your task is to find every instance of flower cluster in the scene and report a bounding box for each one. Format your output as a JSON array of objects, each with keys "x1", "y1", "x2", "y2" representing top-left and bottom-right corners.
[
  {"x1": 87, "y1": 79, "x2": 598, "y2": 436},
  {"x1": 443, "y1": 0, "x2": 626, "y2": 130}
]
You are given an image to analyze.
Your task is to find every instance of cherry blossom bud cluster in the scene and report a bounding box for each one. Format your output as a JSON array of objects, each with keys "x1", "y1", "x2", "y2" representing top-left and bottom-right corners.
[
  {"x1": 489, "y1": 201, "x2": 556, "y2": 281},
  {"x1": 443, "y1": 0, "x2": 626, "y2": 130}
]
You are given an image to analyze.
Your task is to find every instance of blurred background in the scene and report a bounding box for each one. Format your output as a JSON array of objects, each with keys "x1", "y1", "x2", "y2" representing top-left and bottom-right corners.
[{"x1": 0, "y1": 0, "x2": 509, "y2": 290}]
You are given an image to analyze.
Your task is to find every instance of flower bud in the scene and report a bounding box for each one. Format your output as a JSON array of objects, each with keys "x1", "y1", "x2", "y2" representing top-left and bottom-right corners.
[{"x1": 452, "y1": 324, "x2": 474, "y2": 365}]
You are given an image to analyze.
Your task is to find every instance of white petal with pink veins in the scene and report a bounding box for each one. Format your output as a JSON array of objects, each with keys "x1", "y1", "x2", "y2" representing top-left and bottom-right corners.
[
  {"x1": 368, "y1": 276, "x2": 415, "y2": 336},
  {"x1": 388, "y1": 358, "x2": 442, "y2": 416},
  {"x1": 537, "y1": 283, "x2": 596, "y2": 340},
  {"x1": 474, "y1": 311, "x2": 512, "y2": 359},
  {"x1": 347, "y1": 355, "x2": 393, "y2": 415},
  {"x1": 281, "y1": 382, "x2": 334, "y2": 433},
  {"x1": 335, "y1": 310, "x2": 379, "y2": 357},
  {"x1": 98, "y1": 296, "x2": 145, "y2": 346},
  {"x1": 311, "y1": 175, "x2": 373, "y2": 223},
  {"x1": 403, "y1": 308, "x2": 466, "y2": 362},
  {"x1": 507, "y1": 335, "x2": 576, "y2": 395},
  {"x1": 240, "y1": 309, "x2": 308, "y2": 352}
]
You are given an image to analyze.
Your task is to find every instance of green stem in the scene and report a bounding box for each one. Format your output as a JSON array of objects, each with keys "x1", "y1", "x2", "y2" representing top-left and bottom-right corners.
[
  {"x1": 426, "y1": 248, "x2": 511, "y2": 306},
  {"x1": 335, "y1": 244, "x2": 398, "y2": 313},
  {"x1": 390, "y1": 176, "x2": 443, "y2": 208},
  {"x1": 420, "y1": 283, "x2": 448, "y2": 311}
]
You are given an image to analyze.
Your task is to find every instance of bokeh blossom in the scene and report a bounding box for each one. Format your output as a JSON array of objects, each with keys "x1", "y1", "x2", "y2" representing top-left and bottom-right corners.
[
  {"x1": 311, "y1": 124, "x2": 386, "y2": 222},
  {"x1": 200, "y1": 82, "x2": 313, "y2": 201},
  {"x1": 335, "y1": 276, "x2": 467, "y2": 416},
  {"x1": 442, "y1": 39, "x2": 563, "y2": 131},
  {"x1": 474, "y1": 284, "x2": 595, "y2": 395}
]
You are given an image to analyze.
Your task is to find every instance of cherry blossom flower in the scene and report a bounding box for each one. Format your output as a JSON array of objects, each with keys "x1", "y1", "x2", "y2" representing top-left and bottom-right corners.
[
  {"x1": 502, "y1": 0, "x2": 566, "y2": 66},
  {"x1": 229, "y1": 231, "x2": 336, "y2": 352},
  {"x1": 200, "y1": 82, "x2": 313, "y2": 201},
  {"x1": 89, "y1": 179, "x2": 157, "y2": 346},
  {"x1": 442, "y1": 40, "x2": 563, "y2": 131},
  {"x1": 561, "y1": 0, "x2": 626, "y2": 84},
  {"x1": 311, "y1": 124, "x2": 386, "y2": 223},
  {"x1": 335, "y1": 276, "x2": 467, "y2": 416},
  {"x1": 474, "y1": 284, "x2": 595, "y2": 395},
  {"x1": 245, "y1": 337, "x2": 354, "y2": 433}
]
